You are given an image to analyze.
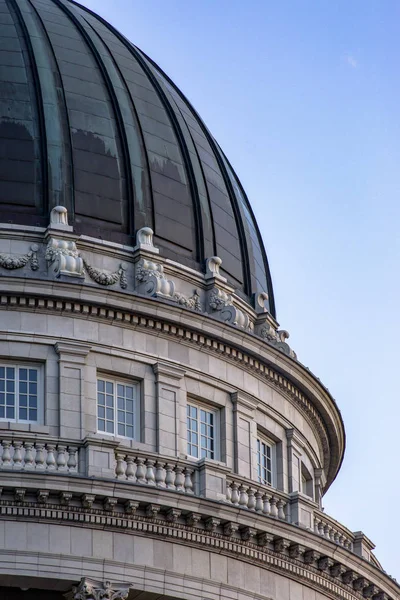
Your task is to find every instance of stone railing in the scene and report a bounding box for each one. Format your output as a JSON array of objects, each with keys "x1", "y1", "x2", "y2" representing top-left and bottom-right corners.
[
  {"x1": 225, "y1": 477, "x2": 289, "y2": 521},
  {"x1": 0, "y1": 437, "x2": 79, "y2": 473},
  {"x1": 115, "y1": 450, "x2": 197, "y2": 495},
  {"x1": 313, "y1": 508, "x2": 354, "y2": 551}
]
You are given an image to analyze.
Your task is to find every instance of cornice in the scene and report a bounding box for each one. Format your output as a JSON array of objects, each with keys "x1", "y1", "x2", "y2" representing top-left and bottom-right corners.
[
  {"x1": 0, "y1": 286, "x2": 342, "y2": 490},
  {"x1": 0, "y1": 482, "x2": 396, "y2": 600}
]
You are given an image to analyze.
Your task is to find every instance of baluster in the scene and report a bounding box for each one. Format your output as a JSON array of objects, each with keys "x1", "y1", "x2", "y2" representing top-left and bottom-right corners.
[
  {"x1": 34, "y1": 443, "x2": 45, "y2": 470},
  {"x1": 115, "y1": 452, "x2": 127, "y2": 479},
  {"x1": 238, "y1": 484, "x2": 248, "y2": 508},
  {"x1": 231, "y1": 482, "x2": 239, "y2": 505},
  {"x1": 67, "y1": 446, "x2": 78, "y2": 472},
  {"x1": 262, "y1": 493, "x2": 271, "y2": 516},
  {"x1": 135, "y1": 457, "x2": 146, "y2": 483},
  {"x1": 247, "y1": 487, "x2": 256, "y2": 510},
  {"x1": 330, "y1": 528, "x2": 336, "y2": 542},
  {"x1": 255, "y1": 490, "x2": 263, "y2": 512},
  {"x1": 13, "y1": 441, "x2": 23, "y2": 469},
  {"x1": 56, "y1": 445, "x2": 67, "y2": 471},
  {"x1": 323, "y1": 524, "x2": 330, "y2": 539},
  {"x1": 270, "y1": 495, "x2": 278, "y2": 517},
  {"x1": 338, "y1": 534, "x2": 345, "y2": 547},
  {"x1": 314, "y1": 517, "x2": 320, "y2": 534},
  {"x1": 165, "y1": 463, "x2": 175, "y2": 489},
  {"x1": 46, "y1": 444, "x2": 56, "y2": 471},
  {"x1": 125, "y1": 455, "x2": 135, "y2": 480},
  {"x1": 145, "y1": 459, "x2": 156, "y2": 485},
  {"x1": 24, "y1": 442, "x2": 34, "y2": 469},
  {"x1": 226, "y1": 481, "x2": 232, "y2": 502},
  {"x1": 175, "y1": 466, "x2": 184, "y2": 492},
  {"x1": 1, "y1": 440, "x2": 11, "y2": 468},
  {"x1": 183, "y1": 467, "x2": 194, "y2": 494},
  {"x1": 318, "y1": 520, "x2": 325, "y2": 537},
  {"x1": 334, "y1": 532, "x2": 340, "y2": 544},
  {"x1": 277, "y1": 499, "x2": 286, "y2": 520},
  {"x1": 155, "y1": 461, "x2": 166, "y2": 487}
]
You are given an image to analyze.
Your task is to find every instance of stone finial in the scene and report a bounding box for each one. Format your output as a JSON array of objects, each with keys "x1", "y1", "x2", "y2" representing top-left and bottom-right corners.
[
  {"x1": 49, "y1": 206, "x2": 73, "y2": 232},
  {"x1": 205, "y1": 256, "x2": 226, "y2": 281},
  {"x1": 133, "y1": 226, "x2": 159, "y2": 254}
]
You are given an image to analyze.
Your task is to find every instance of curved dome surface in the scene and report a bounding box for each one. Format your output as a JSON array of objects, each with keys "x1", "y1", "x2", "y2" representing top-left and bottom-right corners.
[{"x1": 0, "y1": 0, "x2": 275, "y2": 314}]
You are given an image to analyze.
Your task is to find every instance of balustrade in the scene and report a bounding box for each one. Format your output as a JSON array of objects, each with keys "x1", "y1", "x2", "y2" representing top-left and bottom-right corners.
[
  {"x1": 313, "y1": 510, "x2": 354, "y2": 550},
  {"x1": 115, "y1": 451, "x2": 196, "y2": 494},
  {"x1": 225, "y1": 478, "x2": 288, "y2": 521},
  {"x1": 0, "y1": 438, "x2": 79, "y2": 473}
]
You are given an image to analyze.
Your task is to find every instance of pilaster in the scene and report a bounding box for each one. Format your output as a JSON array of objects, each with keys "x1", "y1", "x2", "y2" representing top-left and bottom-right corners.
[
  {"x1": 55, "y1": 342, "x2": 91, "y2": 440},
  {"x1": 231, "y1": 391, "x2": 258, "y2": 480},
  {"x1": 153, "y1": 362, "x2": 186, "y2": 457}
]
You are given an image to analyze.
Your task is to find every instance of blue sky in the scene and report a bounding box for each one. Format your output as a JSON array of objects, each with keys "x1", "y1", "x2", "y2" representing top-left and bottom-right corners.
[{"x1": 80, "y1": 0, "x2": 400, "y2": 579}]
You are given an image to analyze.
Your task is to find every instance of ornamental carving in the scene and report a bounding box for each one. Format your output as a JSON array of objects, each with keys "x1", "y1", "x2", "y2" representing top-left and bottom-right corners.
[
  {"x1": 72, "y1": 578, "x2": 132, "y2": 600},
  {"x1": 135, "y1": 258, "x2": 202, "y2": 311},
  {"x1": 208, "y1": 287, "x2": 250, "y2": 329},
  {"x1": 83, "y1": 260, "x2": 128, "y2": 289},
  {"x1": 45, "y1": 238, "x2": 84, "y2": 279},
  {"x1": 259, "y1": 323, "x2": 297, "y2": 359},
  {"x1": 0, "y1": 244, "x2": 39, "y2": 271}
]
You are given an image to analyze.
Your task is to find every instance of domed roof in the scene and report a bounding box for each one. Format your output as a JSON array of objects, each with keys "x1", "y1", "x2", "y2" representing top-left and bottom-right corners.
[{"x1": 0, "y1": 0, "x2": 275, "y2": 315}]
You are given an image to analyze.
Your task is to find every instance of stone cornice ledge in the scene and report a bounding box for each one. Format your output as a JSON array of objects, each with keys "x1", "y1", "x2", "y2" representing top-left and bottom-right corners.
[{"x1": 0, "y1": 481, "x2": 397, "y2": 600}]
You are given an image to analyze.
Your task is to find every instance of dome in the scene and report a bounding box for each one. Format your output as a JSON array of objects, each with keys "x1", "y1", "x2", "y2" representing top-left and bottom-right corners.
[{"x1": 0, "y1": 0, "x2": 275, "y2": 315}]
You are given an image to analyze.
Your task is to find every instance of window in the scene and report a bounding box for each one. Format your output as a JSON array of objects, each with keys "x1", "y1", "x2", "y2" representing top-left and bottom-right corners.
[
  {"x1": 187, "y1": 403, "x2": 218, "y2": 459},
  {"x1": 301, "y1": 463, "x2": 314, "y2": 498},
  {"x1": 257, "y1": 437, "x2": 276, "y2": 486},
  {"x1": 97, "y1": 377, "x2": 139, "y2": 439},
  {"x1": 0, "y1": 365, "x2": 40, "y2": 423}
]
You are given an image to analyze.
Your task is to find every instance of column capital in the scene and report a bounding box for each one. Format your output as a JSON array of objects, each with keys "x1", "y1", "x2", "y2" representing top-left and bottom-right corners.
[
  {"x1": 231, "y1": 390, "x2": 258, "y2": 415},
  {"x1": 153, "y1": 361, "x2": 186, "y2": 385},
  {"x1": 55, "y1": 341, "x2": 92, "y2": 363}
]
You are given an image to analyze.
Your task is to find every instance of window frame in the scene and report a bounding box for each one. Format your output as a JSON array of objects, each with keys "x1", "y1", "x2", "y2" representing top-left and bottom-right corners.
[
  {"x1": 96, "y1": 375, "x2": 140, "y2": 441},
  {"x1": 256, "y1": 434, "x2": 277, "y2": 488},
  {"x1": 186, "y1": 400, "x2": 220, "y2": 461},
  {"x1": 0, "y1": 362, "x2": 43, "y2": 425}
]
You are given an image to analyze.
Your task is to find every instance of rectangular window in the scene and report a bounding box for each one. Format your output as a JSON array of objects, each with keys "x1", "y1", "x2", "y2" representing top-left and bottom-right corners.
[
  {"x1": 0, "y1": 365, "x2": 39, "y2": 423},
  {"x1": 97, "y1": 377, "x2": 138, "y2": 439},
  {"x1": 187, "y1": 403, "x2": 217, "y2": 459},
  {"x1": 257, "y1": 437, "x2": 275, "y2": 486}
]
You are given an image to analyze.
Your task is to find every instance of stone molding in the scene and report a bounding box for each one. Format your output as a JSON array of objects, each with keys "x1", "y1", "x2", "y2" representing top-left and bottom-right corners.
[
  {"x1": 0, "y1": 484, "x2": 396, "y2": 600},
  {"x1": 0, "y1": 291, "x2": 334, "y2": 486}
]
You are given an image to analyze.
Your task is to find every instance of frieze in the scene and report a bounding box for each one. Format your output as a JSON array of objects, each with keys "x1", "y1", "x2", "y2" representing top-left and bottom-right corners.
[
  {"x1": 0, "y1": 244, "x2": 39, "y2": 271},
  {"x1": 0, "y1": 487, "x2": 395, "y2": 600},
  {"x1": 83, "y1": 259, "x2": 128, "y2": 289}
]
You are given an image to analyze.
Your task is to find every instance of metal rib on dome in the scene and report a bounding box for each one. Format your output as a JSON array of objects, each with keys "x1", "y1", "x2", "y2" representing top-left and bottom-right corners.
[{"x1": 0, "y1": 0, "x2": 276, "y2": 316}]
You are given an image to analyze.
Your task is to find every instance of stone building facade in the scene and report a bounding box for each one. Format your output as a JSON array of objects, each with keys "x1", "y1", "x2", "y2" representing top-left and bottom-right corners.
[{"x1": 0, "y1": 1, "x2": 397, "y2": 599}]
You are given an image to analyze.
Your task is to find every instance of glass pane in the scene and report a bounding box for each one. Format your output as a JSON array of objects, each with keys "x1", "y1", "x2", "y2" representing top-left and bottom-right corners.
[
  {"x1": 19, "y1": 408, "x2": 28, "y2": 420},
  {"x1": 97, "y1": 380, "x2": 105, "y2": 392},
  {"x1": 6, "y1": 367, "x2": 14, "y2": 379},
  {"x1": 6, "y1": 406, "x2": 14, "y2": 419},
  {"x1": 106, "y1": 381, "x2": 113, "y2": 394},
  {"x1": 29, "y1": 369, "x2": 37, "y2": 382},
  {"x1": 126, "y1": 426, "x2": 134, "y2": 438},
  {"x1": 106, "y1": 408, "x2": 113, "y2": 420},
  {"x1": 126, "y1": 386, "x2": 133, "y2": 399},
  {"x1": 106, "y1": 421, "x2": 114, "y2": 433},
  {"x1": 98, "y1": 406, "x2": 105, "y2": 418},
  {"x1": 98, "y1": 419, "x2": 105, "y2": 431},
  {"x1": 118, "y1": 423, "x2": 125, "y2": 436}
]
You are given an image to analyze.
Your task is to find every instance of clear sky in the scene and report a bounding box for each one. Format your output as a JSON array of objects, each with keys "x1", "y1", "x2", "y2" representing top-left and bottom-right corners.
[{"x1": 79, "y1": 0, "x2": 400, "y2": 579}]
